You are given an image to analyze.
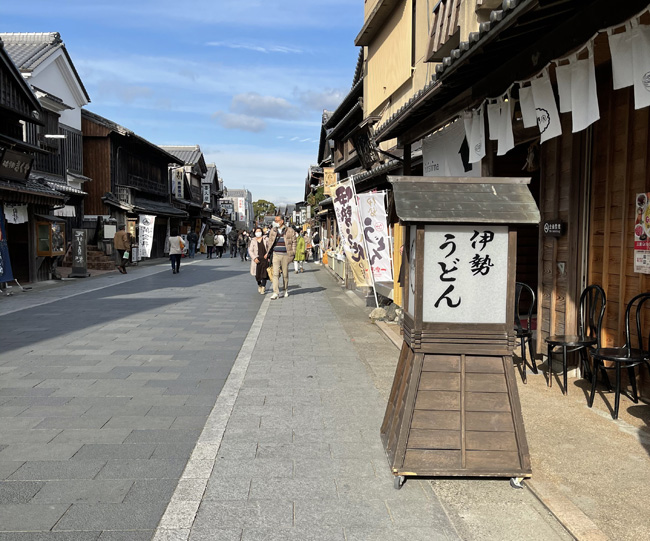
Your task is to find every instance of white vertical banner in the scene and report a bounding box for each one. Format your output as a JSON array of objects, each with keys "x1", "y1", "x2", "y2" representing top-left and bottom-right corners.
[
  {"x1": 531, "y1": 68, "x2": 562, "y2": 143},
  {"x1": 357, "y1": 192, "x2": 393, "y2": 283},
  {"x1": 238, "y1": 198, "x2": 245, "y2": 221},
  {"x1": 333, "y1": 180, "x2": 371, "y2": 287},
  {"x1": 422, "y1": 119, "x2": 481, "y2": 177},
  {"x1": 138, "y1": 215, "x2": 156, "y2": 258}
]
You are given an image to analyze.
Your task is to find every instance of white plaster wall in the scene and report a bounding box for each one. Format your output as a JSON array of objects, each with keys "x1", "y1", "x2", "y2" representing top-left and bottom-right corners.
[{"x1": 29, "y1": 50, "x2": 87, "y2": 130}]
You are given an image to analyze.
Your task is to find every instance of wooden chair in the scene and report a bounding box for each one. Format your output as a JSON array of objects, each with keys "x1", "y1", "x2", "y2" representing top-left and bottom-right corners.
[
  {"x1": 514, "y1": 282, "x2": 537, "y2": 382},
  {"x1": 588, "y1": 292, "x2": 650, "y2": 420},
  {"x1": 545, "y1": 285, "x2": 606, "y2": 395}
]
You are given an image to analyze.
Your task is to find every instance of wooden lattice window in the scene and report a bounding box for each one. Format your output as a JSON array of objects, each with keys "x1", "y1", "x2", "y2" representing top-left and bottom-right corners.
[{"x1": 426, "y1": 0, "x2": 462, "y2": 63}]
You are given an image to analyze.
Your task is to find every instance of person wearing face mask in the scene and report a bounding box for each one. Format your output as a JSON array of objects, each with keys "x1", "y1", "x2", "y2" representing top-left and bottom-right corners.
[
  {"x1": 248, "y1": 227, "x2": 269, "y2": 294},
  {"x1": 265, "y1": 215, "x2": 297, "y2": 299}
]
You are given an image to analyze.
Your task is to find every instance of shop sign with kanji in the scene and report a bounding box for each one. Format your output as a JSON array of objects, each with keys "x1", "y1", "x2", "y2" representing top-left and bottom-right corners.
[
  {"x1": 0, "y1": 149, "x2": 33, "y2": 182},
  {"x1": 423, "y1": 225, "x2": 508, "y2": 324}
]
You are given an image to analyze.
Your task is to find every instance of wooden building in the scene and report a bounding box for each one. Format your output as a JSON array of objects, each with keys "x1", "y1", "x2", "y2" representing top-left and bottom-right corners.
[
  {"x1": 0, "y1": 37, "x2": 67, "y2": 283},
  {"x1": 368, "y1": 0, "x2": 650, "y2": 399},
  {"x1": 81, "y1": 110, "x2": 187, "y2": 259}
]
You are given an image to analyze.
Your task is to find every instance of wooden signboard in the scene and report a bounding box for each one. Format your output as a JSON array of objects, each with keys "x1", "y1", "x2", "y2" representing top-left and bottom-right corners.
[
  {"x1": 69, "y1": 229, "x2": 89, "y2": 278},
  {"x1": 382, "y1": 176, "x2": 539, "y2": 487}
]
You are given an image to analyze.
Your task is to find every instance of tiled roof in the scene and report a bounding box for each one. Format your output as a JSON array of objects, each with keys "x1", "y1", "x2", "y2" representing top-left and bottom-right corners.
[
  {"x1": 324, "y1": 77, "x2": 364, "y2": 130},
  {"x1": 0, "y1": 176, "x2": 66, "y2": 199},
  {"x1": 44, "y1": 180, "x2": 87, "y2": 196},
  {"x1": 0, "y1": 32, "x2": 91, "y2": 103},
  {"x1": 159, "y1": 145, "x2": 205, "y2": 170},
  {"x1": 352, "y1": 48, "x2": 364, "y2": 86},
  {"x1": 204, "y1": 164, "x2": 217, "y2": 185}
]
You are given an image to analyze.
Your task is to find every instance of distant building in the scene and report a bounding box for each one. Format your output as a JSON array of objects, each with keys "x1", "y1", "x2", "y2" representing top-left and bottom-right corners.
[{"x1": 222, "y1": 189, "x2": 252, "y2": 230}]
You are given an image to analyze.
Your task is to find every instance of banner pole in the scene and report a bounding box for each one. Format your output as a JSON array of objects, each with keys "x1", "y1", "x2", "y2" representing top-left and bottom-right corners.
[{"x1": 350, "y1": 175, "x2": 379, "y2": 308}]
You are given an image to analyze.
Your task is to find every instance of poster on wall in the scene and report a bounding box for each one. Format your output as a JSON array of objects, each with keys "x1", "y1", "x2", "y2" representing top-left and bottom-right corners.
[
  {"x1": 357, "y1": 192, "x2": 393, "y2": 283},
  {"x1": 333, "y1": 180, "x2": 371, "y2": 287},
  {"x1": 634, "y1": 193, "x2": 650, "y2": 274},
  {"x1": 0, "y1": 206, "x2": 14, "y2": 283},
  {"x1": 237, "y1": 198, "x2": 245, "y2": 222},
  {"x1": 138, "y1": 214, "x2": 156, "y2": 258}
]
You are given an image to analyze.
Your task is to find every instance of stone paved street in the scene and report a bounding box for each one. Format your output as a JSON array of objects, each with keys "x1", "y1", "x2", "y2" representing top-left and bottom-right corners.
[{"x1": 0, "y1": 258, "x2": 571, "y2": 540}]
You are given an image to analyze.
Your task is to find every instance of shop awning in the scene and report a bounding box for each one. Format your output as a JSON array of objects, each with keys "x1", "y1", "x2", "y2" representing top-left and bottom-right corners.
[
  {"x1": 133, "y1": 197, "x2": 188, "y2": 218},
  {"x1": 388, "y1": 176, "x2": 540, "y2": 224},
  {"x1": 34, "y1": 213, "x2": 65, "y2": 222},
  {"x1": 54, "y1": 205, "x2": 76, "y2": 217}
]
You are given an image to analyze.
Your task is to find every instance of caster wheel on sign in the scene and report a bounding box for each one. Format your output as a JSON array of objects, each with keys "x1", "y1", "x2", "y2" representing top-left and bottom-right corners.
[
  {"x1": 510, "y1": 477, "x2": 524, "y2": 489},
  {"x1": 393, "y1": 475, "x2": 406, "y2": 490}
]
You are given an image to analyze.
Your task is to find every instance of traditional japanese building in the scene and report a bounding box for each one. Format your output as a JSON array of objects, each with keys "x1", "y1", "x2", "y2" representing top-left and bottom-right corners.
[
  {"x1": 361, "y1": 0, "x2": 650, "y2": 397},
  {"x1": 81, "y1": 110, "x2": 187, "y2": 259},
  {"x1": 0, "y1": 32, "x2": 92, "y2": 244},
  {"x1": 0, "y1": 37, "x2": 67, "y2": 283}
]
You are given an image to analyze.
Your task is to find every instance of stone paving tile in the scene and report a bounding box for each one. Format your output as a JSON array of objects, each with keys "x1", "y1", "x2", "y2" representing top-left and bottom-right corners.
[
  {"x1": 97, "y1": 532, "x2": 153, "y2": 541},
  {"x1": 54, "y1": 502, "x2": 168, "y2": 531},
  {"x1": 0, "y1": 532, "x2": 101, "y2": 541},
  {"x1": 95, "y1": 459, "x2": 187, "y2": 480},
  {"x1": 0, "y1": 503, "x2": 70, "y2": 531},
  {"x1": 240, "y1": 527, "x2": 346, "y2": 541},
  {"x1": 0, "y1": 480, "x2": 45, "y2": 503},
  {"x1": 192, "y1": 500, "x2": 294, "y2": 529},
  {"x1": 8, "y1": 460, "x2": 107, "y2": 480},
  {"x1": 123, "y1": 479, "x2": 179, "y2": 503},
  {"x1": 30, "y1": 479, "x2": 133, "y2": 504}
]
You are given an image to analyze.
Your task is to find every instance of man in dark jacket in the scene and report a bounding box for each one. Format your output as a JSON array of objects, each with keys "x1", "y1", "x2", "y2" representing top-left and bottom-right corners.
[
  {"x1": 228, "y1": 229, "x2": 238, "y2": 258},
  {"x1": 187, "y1": 228, "x2": 199, "y2": 258}
]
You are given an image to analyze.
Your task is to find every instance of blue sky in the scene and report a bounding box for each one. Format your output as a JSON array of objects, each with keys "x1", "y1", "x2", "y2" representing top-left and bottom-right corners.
[{"x1": 2, "y1": 0, "x2": 363, "y2": 204}]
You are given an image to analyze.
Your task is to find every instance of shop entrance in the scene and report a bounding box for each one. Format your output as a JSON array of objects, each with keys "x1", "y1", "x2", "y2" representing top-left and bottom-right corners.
[
  {"x1": 6, "y1": 222, "x2": 29, "y2": 282},
  {"x1": 493, "y1": 142, "x2": 541, "y2": 316}
]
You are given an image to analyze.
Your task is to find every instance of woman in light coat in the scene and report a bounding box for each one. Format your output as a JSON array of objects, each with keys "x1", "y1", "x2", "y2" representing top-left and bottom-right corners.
[
  {"x1": 294, "y1": 231, "x2": 306, "y2": 273},
  {"x1": 249, "y1": 227, "x2": 270, "y2": 294}
]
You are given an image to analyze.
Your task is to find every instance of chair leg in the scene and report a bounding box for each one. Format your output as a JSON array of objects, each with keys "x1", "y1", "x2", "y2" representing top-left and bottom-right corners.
[
  {"x1": 588, "y1": 359, "x2": 598, "y2": 408},
  {"x1": 628, "y1": 366, "x2": 639, "y2": 403},
  {"x1": 614, "y1": 363, "x2": 621, "y2": 420},
  {"x1": 563, "y1": 345, "x2": 568, "y2": 395},
  {"x1": 547, "y1": 344, "x2": 553, "y2": 387},
  {"x1": 601, "y1": 366, "x2": 613, "y2": 392},
  {"x1": 528, "y1": 337, "x2": 538, "y2": 374},
  {"x1": 521, "y1": 338, "x2": 527, "y2": 383},
  {"x1": 578, "y1": 348, "x2": 590, "y2": 380}
]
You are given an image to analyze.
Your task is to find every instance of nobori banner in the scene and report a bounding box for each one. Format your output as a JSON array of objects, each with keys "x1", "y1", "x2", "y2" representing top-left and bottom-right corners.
[
  {"x1": 357, "y1": 192, "x2": 393, "y2": 283},
  {"x1": 333, "y1": 180, "x2": 371, "y2": 287}
]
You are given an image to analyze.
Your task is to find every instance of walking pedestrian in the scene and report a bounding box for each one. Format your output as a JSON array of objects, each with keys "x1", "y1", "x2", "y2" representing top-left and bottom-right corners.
[
  {"x1": 228, "y1": 229, "x2": 238, "y2": 258},
  {"x1": 169, "y1": 228, "x2": 184, "y2": 274},
  {"x1": 294, "y1": 230, "x2": 306, "y2": 274},
  {"x1": 215, "y1": 230, "x2": 225, "y2": 258},
  {"x1": 187, "y1": 228, "x2": 199, "y2": 258},
  {"x1": 113, "y1": 224, "x2": 130, "y2": 274},
  {"x1": 204, "y1": 229, "x2": 215, "y2": 259},
  {"x1": 312, "y1": 229, "x2": 321, "y2": 264},
  {"x1": 249, "y1": 227, "x2": 269, "y2": 294},
  {"x1": 238, "y1": 231, "x2": 248, "y2": 261},
  {"x1": 265, "y1": 215, "x2": 296, "y2": 300}
]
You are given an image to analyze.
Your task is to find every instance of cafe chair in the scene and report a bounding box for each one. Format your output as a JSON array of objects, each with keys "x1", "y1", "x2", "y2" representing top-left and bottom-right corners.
[
  {"x1": 545, "y1": 284, "x2": 606, "y2": 395},
  {"x1": 515, "y1": 282, "x2": 537, "y2": 383},
  {"x1": 588, "y1": 292, "x2": 650, "y2": 420}
]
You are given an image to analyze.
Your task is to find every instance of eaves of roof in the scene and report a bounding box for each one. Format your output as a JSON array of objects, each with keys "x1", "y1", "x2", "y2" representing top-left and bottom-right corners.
[
  {"x1": 326, "y1": 100, "x2": 363, "y2": 141},
  {"x1": 355, "y1": 0, "x2": 402, "y2": 47},
  {"x1": 0, "y1": 39, "x2": 43, "y2": 123},
  {"x1": 374, "y1": 0, "x2": 650, "y2": 144},
  {"x1": 159, "y1": 146, "x2": 206, "y2": 172}
]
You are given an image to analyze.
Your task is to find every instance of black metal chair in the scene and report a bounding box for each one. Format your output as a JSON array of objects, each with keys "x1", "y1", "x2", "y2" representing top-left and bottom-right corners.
[
  {"x1": 589, "y1": 292, "x2": 650, "y2": 420},
  {"x1": 514, "y1": 282, "x2": 537, "y2": 382},
  {"x1": 545, "y1": 285, "x2": 606, "y2": 395}
]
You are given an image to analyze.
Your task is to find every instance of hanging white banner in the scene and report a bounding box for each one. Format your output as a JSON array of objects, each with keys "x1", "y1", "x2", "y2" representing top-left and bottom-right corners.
[
  {"x1": 531, "y1": 68, "x2": 562, "y2": 143},
  {"x1": 332, "y1": 180, "x2": 371, "y2": 287},
  {"x1": 422, "y1": 120, "x2": 481, "y2": 178},
  {"x1": 357, "y1": 192, "x2": 393, "y2": 283},
  {"x1": 138, "y1": 214, "x2": 156, "y2": 258},
  {"x1": 3, "y1": 204, "x2": 28, "y2": 224}
]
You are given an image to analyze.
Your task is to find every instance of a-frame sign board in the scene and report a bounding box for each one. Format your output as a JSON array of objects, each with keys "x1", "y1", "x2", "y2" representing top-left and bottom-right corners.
[{"x1": 381, "y1": 177, "x2": 540, "y2": 483}]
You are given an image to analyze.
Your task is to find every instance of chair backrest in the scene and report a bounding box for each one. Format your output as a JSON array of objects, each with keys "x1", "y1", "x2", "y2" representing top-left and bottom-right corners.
[
  {"x1": 578, "y1": 285, "x2": 606, "y2": 345},
  {"x1": 623, "y1": 292, "x2": 650, "y2": 355},
  {"x1": 514, "y1": 282, "x2": 535, "y2": 333}
]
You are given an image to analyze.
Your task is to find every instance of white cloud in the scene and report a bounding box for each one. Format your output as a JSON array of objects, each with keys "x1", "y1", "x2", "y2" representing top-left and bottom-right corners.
[
  {"x1": 230, "y1": 92, "x2": 299, "y2": 120},
  {"x1": 296, "y1": 88, "x2": 348, "y2": 111},
  {"x1": 212, "y1": 112, "x2": 266, "y2": 132},
  {"x1": 206, "y1": 42, "x2": 304, "y2": 54}
]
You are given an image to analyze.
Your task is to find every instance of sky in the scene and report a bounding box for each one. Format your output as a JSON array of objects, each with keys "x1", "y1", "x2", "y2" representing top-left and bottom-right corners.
[{"x1": 2, "y1": 0, "x2": 363, "y2": 204}]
